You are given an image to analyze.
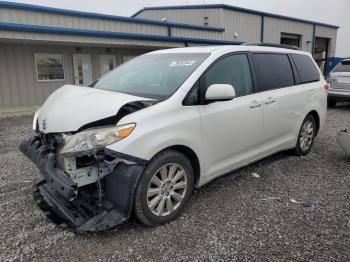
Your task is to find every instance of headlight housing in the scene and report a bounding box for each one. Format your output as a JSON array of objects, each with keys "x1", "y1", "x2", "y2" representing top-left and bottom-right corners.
[{"x1": 60, "y1": 123, "x2": 135, "y2": 155}]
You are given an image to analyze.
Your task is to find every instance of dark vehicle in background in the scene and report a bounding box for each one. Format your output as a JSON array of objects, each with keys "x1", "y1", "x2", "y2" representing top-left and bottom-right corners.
[{"x1": 327, "y1": 59, "x2": 350, "y2": 107}]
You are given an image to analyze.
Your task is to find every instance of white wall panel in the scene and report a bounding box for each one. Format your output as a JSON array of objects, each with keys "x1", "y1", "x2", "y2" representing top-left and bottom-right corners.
[{"x1": 264, "y1": 17, "x2": 314, "y2": 52}]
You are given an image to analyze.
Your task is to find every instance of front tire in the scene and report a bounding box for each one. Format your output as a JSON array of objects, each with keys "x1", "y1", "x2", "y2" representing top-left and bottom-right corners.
[
  {"x1": 133, "y1": 150, "x2": 194, "y2": 226},
  {"x1": 294, "y1": 115, "x2": 316, "y2": 156}
]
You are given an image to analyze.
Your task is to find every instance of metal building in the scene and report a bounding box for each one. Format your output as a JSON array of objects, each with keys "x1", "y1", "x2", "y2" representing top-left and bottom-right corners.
[{"x1": 0, "y1": 2, "x2": 338, "y2": 110}]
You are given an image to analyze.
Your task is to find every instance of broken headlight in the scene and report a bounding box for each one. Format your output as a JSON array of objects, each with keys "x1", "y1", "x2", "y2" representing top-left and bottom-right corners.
[{"x1": 60, "y1": 123, "x2": 135, "y2": 155}]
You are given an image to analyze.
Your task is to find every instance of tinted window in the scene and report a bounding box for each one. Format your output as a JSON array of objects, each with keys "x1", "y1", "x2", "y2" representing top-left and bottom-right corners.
[
  {"x1": 253, "y1": 53, "x2": 295, "y2": 91},
  {"x1": 291, "y1": 54, "x2": 320, "y2": 83},
  {"x1": 332, "y1": 60, "x2": 350, "y2": 72},
  {"x1": 204, "y1": 54, "x2": 253, "y2": 97}
]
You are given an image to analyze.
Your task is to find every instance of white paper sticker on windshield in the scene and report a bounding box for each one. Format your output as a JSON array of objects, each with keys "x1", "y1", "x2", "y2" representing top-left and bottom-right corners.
[{"x1": 169, "y1": 60, "x2": 196, "y2": 67}]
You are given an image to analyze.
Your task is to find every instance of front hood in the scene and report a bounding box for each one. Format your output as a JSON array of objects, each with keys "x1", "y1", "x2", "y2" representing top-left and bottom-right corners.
[{"x1": 37, "y1": 85, "x2": 151, "y2": 133}]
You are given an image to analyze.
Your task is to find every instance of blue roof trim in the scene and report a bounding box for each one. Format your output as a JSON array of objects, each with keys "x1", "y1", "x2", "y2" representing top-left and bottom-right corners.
[
  {"x1": 132, "y1": 4, "x2": 339, "y2": 29},
  {"x1": 0, "y1": 22, "x2": 241, "y2": 45},
  {"x1": 0, "y1": 1, "x2": 225, "y2": 32}
]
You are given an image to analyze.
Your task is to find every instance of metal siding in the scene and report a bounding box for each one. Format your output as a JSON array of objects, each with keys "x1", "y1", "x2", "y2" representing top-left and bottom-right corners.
[
  {"x1": 0, "y1": 43, "x2": 156, "y2": 109},
  {"x1": 0, "y1": 30, "x2": 184, "y2": 48},
  {"x1": 134, "y1": 5, "x2": 338, "y2": 29},
  {"x1": 0, "y1": 44, "x2": 12, "y2": 107},
  {"x1": 171, "y1": 27, "x2": 222, "y2": 40},
  {"x1": 3, "y1": 44, "x2": 20, "y2": 107},
  {"x1": 0, "y1": 8, "x2": 168, "y2": 36},
  {"x1": 315, "y1": 26, "x2": 337, "y2": 57},
  {"x1": 135, "y1": 8, "x2": 223, "y2": 28},
  {"x1": 222, "y1": 9, "x2": 261, "y2": 41},
  {"x1": 264, "y1": 17, "x2": 314, "y2": 52},
  {"x1": 136, "y1": 8, "x2": 262, "y2": 41}
]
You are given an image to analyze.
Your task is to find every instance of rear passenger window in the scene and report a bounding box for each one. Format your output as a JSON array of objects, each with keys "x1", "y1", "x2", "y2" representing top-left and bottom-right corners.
[
  {"x1": 291, "y1": 54, "x2": 320, "y2": 83},
  {"x1": 253, "y1": 53, "x2": 295, "y2": 91},
  {"x1": 204, "y1": 54, "x2": 253, "y2": 97}
]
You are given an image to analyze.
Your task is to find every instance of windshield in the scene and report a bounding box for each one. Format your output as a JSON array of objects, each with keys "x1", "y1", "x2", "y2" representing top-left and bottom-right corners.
[
  {"x1": 92, "y1": 53, "x2": 209, "y2": 99},
  {"x1": 333, "y1": 60, "x2": 350, "y2": 73}
]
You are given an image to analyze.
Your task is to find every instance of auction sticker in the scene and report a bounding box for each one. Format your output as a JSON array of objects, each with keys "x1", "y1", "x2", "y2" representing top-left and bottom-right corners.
[{"x1": 169, "y1": 60, "x2": 196, "y2": 66}]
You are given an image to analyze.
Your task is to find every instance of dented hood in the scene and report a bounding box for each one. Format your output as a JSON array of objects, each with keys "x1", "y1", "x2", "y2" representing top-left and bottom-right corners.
[{"x1": 37, "y1": 85, "x2": 151, "y2": 133}]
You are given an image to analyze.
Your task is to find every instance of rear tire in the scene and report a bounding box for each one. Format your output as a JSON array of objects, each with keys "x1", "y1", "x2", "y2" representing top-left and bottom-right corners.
[
  {"x1": 294, "y1": 115, "x2": 316, "y2": 156},
  {"x1": 133, "y1": 150, "x2": 194, "y2": 226},
  {"x1": 327, "y1": 98, "x2": 337, "y2": 107}
]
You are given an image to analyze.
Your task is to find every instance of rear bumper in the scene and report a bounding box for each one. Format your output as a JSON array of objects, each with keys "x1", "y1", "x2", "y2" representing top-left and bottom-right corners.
[
  {"x1": 19, "y1": 136, "x2": 146, "y2": 232},
  {"x1": 328, "y1": 90, "x2": 350, "y2": 102}
]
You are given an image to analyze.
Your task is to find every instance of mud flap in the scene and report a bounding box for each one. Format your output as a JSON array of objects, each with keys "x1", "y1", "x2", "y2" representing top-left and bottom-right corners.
[
  {"x1": 74, "y1": 163, "x2": 145, "y2": 232},
  {"x1": 104, "y1": 163, "x2": 145, "y2": 218}
]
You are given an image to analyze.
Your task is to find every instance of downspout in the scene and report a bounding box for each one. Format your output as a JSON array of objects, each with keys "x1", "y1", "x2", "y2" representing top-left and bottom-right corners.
[
  {"x1": 167, "y1": 25, "x2": 171, "y2": 37},
  {"x1": 311, "y1": 24, "x2": 316, "y2": 56}
]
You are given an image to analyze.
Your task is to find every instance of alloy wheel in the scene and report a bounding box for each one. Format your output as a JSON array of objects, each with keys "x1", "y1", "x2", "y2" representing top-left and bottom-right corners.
[
  {"x1": 299, "y1": 120, "x2": 314, "y2": 151},
  {"x1": 146, "y1": 163, "x2": 188, "y2": 217}
]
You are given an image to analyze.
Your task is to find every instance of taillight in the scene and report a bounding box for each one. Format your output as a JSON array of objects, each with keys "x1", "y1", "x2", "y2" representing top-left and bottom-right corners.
[{"x1": 324, "y1": 83, "x2": 330, "y2": 92}]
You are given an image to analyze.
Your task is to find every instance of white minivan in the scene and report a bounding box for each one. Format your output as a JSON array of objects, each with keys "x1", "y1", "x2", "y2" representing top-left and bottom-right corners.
[{"x1": 20, "y1": 44, "x2": 327, "y2": 232}]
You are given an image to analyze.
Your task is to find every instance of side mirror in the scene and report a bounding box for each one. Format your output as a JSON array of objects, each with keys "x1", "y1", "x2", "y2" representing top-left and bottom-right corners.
[{"x1": 205, "y1": 84, "x2": 236, "y2": 101}]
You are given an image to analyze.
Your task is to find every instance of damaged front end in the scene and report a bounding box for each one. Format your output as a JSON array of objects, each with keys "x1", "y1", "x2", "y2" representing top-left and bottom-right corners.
[{"x1": 19, "y1": 133, "x2": 147, "y2": 232}]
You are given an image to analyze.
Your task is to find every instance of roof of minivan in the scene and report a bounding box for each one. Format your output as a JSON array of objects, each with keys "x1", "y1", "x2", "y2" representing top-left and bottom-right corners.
[
  {"x1": 151, "y1": 45, "x2": 311, "y2": 55},
  {"x1": 151, "y1": 46, "x2": 226, "y2": 54}
]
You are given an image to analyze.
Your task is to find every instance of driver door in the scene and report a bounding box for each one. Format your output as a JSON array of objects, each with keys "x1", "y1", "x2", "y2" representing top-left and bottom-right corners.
[{"x1": 198, "y1": 53, "x2": 264, "y2": 180}]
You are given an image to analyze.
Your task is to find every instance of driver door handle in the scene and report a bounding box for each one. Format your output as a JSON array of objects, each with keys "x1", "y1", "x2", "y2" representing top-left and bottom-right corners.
[
  {"x1": 265, "y1": 97, "x2": 276, "y2": 105},
  {"x1": 249, "y1": 101, "x2": 262, "y2": 109}
]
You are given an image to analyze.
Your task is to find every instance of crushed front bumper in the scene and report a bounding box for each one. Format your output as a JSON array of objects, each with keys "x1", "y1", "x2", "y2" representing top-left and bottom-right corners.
[{"x1": 19, "y1": 136, "x2": 146, "y2": 232}]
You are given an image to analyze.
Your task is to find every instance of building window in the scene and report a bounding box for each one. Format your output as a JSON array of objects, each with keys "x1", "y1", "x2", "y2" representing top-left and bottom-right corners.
[
  {"x1": 280, "y1": 33, "x2": 301, "y2": 48},
  {"x1": 35, "y1": 53, "x2": 65, "y2": 81}
]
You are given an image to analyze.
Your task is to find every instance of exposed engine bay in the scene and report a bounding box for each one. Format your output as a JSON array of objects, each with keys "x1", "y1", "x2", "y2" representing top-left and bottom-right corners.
[{"x1": 20, "y1": 132, "x2": 147, "y2": 232}]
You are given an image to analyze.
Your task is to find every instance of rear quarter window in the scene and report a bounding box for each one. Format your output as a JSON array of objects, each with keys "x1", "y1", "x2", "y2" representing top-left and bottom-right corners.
[
  {"x1": 253, "y1": 53, "x2": 295, "y2": 91},
  {"x1": 291, "y1": 54, "x2": 320, "y2": 83}
]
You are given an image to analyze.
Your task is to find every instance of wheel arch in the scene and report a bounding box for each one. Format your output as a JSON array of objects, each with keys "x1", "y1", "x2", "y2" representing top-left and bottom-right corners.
[
  {"x1": 151, "y1": 145, "x2": 201, "y2": 188},
  {"x1": 308, "y1": 110, "x2": 320, "y2": 135}
]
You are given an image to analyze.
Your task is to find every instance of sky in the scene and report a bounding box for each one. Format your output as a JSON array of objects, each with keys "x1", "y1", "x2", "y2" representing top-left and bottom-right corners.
[{"x1": 5, "y1": 0, "x2": 350, "y2": 57}]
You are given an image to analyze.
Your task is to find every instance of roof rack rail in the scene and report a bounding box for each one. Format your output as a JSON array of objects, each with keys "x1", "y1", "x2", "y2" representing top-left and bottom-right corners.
[{"x1": 242, "y1": 42, "x2": 299, "y2": 50}]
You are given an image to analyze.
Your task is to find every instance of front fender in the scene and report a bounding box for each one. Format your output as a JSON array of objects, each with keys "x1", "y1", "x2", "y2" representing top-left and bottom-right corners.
[{"x1": 106, "y1": 107, "x2": 204, "y2": 177}]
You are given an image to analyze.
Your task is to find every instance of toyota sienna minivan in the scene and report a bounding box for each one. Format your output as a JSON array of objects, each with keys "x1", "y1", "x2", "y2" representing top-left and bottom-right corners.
[{"x1": 20, "y1": 44, "x2": 327, "y2": 232}]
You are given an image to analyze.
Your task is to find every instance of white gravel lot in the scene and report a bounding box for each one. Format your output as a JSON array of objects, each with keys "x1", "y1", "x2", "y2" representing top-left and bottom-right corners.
[{"x1": 0, "y1": 105, "x2": 349, "y2": 261}]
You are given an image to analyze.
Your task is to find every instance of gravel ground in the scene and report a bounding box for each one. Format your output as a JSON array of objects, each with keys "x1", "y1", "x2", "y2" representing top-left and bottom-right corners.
[{"x1": 0, "y1": 105, "x2": 349, "y2": 262}]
